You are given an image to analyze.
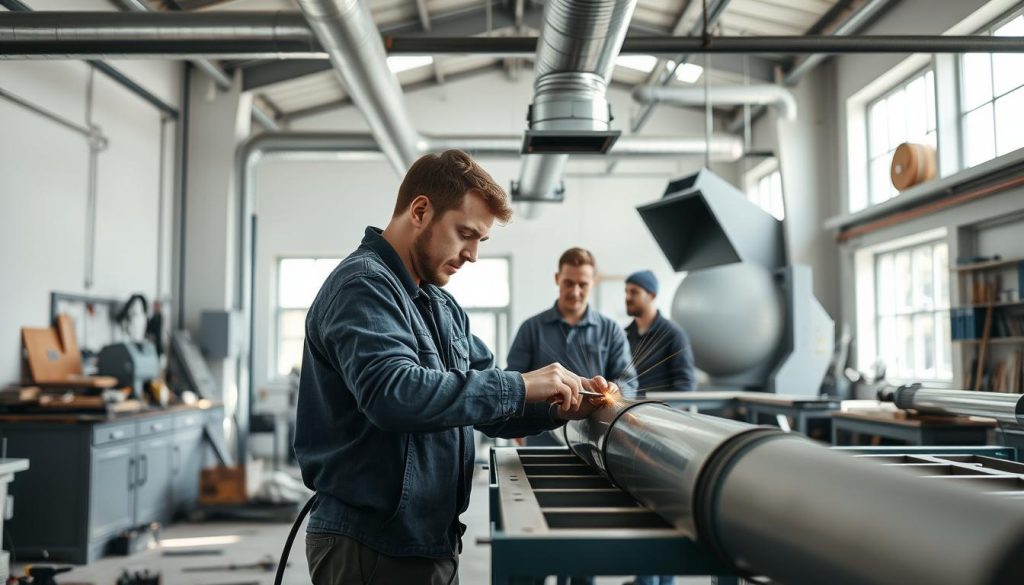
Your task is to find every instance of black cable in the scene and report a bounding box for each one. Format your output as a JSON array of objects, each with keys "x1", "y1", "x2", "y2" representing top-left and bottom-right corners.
[{"x1": 274, "y1": 494, "x2": 316, "y2": 585}]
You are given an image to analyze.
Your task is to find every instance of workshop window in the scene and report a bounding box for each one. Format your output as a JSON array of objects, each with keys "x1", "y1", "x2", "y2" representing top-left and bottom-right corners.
[
  {"x1": 444, "y1": 257, "x2": 512, "y2": 366},
  {"x1": 866, "y1": 69, "x2": 937, "y2": 206},
  {"x1": 276, "y1": 257, "x2": 341, "y2": 377},
  {"x1": 873, "y1": 240, "x2": 951, "y2": 382},
  {"x1": 744, "y1": 159, "x2": 785, "y2": 220},
  {"x1": 959, "y1": 10, "x2": 1024, "y2": 168}
]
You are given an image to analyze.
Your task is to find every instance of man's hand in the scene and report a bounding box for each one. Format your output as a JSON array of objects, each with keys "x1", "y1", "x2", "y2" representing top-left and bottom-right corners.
[
  {"x1": 522, "y1": 363, "x2": 584, "y2": 414},
  {"x1": 554, "y1": 375, "x2": 620, "y2": 421}
]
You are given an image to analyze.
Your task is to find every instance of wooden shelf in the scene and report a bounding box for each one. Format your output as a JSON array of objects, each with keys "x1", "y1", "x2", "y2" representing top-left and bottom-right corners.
[
  {"x1": 952, "y1": 300, "x2": 1024, "y2": 310},
  {"x1": 952, "y1": 257, "x2": 1024, "y2": 272},
  {"x1": 954, "y1": 337, "x2": 1024, "y2": 344}
]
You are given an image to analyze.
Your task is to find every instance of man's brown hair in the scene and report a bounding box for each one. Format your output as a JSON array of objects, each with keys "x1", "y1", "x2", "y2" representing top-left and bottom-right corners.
[
  {"x1": 558, "y1": 247, "x2": 596, "y2": 271},
  {"x1": 394, "y1": 149, "x2": 513, "y2": 223}
]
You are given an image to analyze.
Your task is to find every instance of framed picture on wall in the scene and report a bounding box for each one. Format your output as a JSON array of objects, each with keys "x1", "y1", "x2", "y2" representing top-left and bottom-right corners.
[{"x1": 595, "y1": 276, "x2": 629, "y2": 326}]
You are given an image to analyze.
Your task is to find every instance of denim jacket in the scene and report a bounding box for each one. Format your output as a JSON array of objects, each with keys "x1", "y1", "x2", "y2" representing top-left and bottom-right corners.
[{"x1": 295, "y1": 227, "x2": 562, "y2": 559}]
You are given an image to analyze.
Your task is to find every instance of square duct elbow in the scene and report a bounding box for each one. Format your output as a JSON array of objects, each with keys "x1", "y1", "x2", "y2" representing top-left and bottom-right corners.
[
  {"x1": 637, "y1": 169, "x2": 785, "y2": 272},
  {"x1": 522, "y1": 130, "x2": 621, "y2": 154}
]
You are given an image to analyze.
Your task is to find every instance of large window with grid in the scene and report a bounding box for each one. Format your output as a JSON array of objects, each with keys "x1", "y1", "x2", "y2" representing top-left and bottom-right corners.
[
  {"x1": 960, "y1": 10, "x2": 1024, "y2": 168},
  {"x1": 866, "y1": 69, "x2": 937, "y2": 206},
  {"x1": 874, "y1": 240, "x2": 952, "y2": 382},
  {"x1": 444, "y1": 257, "x2": 512, "y2": 366},
  {"x1": 275, "y1": 257, "x2": 340, "y2": 377}
]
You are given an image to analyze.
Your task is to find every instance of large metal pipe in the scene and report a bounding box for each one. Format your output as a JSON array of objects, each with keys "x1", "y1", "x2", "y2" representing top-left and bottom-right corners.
[
  {"x1": 565, "y1": 399, "x2": 1024, "y2": 585},
  {"x1": 884, "y1": 385, "x2": 1024, "y2": 426},
  {"x1": 633, "y1": 84, "x2": 798, "y2": 122},
  {"x1": 295, "y1": 0, "x2": 421, "y2": 173}
]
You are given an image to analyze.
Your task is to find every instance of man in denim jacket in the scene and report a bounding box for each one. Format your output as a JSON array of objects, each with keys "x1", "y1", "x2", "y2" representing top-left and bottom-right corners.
[{"x1": 295, "y1": 150, "x2": 615, "y2": 585}]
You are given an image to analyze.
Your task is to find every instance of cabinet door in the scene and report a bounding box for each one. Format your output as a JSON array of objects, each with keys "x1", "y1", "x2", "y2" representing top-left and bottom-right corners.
[
  {"x1": 134, "y1": 434, "x2": 174, "y2": 525},
  {"x1": 89, "y1": 442, "x2": 135, "y2": 541},
  {"x1": 172, "y1": 426, "x2": 204, "y2": 512}
]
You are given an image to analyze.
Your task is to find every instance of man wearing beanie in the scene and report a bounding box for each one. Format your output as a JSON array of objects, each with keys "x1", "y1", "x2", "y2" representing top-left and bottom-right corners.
[{"x1": 624, "y1": 270, "x2": 696, "y2": 395}]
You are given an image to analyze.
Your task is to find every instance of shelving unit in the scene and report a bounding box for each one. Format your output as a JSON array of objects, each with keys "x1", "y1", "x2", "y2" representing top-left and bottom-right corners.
[{"x1": 950, "y1": 254, "x2": 1024, "y2": 392}]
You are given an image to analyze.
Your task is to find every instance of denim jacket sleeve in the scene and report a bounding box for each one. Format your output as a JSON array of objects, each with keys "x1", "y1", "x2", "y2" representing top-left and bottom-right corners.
[
  {"x1": 318, "y1": 272, "x2": 526, "y2": 433},
  {"x1": 607, "y1": 326, "x2": 639, "y2": 397}
]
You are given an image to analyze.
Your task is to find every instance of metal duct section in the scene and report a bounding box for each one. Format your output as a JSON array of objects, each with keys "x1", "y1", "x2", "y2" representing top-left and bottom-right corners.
[
  {"x1": 514, "y1": 0, "x2": 637, "y2": 203},
  {"x1": 565, "y1": 399, "x2": 1024, "y2": 585},
  {"x1": 295, "y1": 0, "x2": 420, "y2": 173},
  {"x1": 633, "y1": 84, "x2": 798, "y2": 122},
  {"x1": 883, "y1": 385, "x2": 1024, "y2": 426}
]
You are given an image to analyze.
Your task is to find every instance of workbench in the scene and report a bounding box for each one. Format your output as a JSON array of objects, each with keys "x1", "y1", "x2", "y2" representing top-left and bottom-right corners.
[
  {"x1": 831, "y1": 410, "x2": 995, "y2": 446},
  {"x1": 0, "y1": 403, "x2": 224, "y2": 563}
]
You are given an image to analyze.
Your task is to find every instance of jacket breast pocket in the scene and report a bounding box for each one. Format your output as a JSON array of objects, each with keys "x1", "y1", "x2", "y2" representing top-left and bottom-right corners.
[
  {"x1": 415, "y1": 333, "x2": 442, "y2": 369},
  {"x1": 451, "y1": 335, "x2": 471, "y2": 370}
]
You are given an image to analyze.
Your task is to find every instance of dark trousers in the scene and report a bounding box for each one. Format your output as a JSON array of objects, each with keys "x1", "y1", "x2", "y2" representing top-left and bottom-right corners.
[{"x1": 306, "y1": 533, "x2": 459, "y2": 585}]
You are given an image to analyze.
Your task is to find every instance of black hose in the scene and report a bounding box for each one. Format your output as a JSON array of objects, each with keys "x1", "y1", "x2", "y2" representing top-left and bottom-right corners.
[{"x1": 274, "y1": 494, "x2": 317, "y2": 585}]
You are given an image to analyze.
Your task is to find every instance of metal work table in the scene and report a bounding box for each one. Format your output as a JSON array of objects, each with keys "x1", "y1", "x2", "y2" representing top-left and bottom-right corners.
[
  {"x1": 831, "y1": 410, "x2": 995, "y2": 446},
  {"x1": 738, "y1": 394, "x2": 841, "y2": 440},
  {"x1": 488, "y1": 447, "x2": 739, "y2": 585}
]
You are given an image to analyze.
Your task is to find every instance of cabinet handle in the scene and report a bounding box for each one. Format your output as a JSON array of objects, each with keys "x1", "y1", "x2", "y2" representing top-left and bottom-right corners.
[
  {"x1": 128, "y1": 458, "x2": 136, "y2": 490},
  {"x1": 172, "y1": 446, "x2": 181, "y2": 474},
  {"x1": 109, "y1": 429, "x2": 125, "y2": 441},
  {"x1": 138, "y1": 454, "x2": 149, "y2": 486}
]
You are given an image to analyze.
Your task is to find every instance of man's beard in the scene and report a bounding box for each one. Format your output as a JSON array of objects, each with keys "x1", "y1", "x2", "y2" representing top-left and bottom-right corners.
[
  {"x1": 626, "y1": 304, "x2": 642, "y2": 317},
  {"x1": 412, "y1": 222, "x2": 449, "y2": 286}
]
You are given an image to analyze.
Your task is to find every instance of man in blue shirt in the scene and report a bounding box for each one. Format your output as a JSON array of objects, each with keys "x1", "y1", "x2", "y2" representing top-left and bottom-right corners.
[
  {"x1": 295, "y1": 150, "x2": 615, "y2": 585},
  {"x1": 507, "y1": 247, "x2": 636, "y2": 585},
  {"x1": 624, "y1": 270, "x2": 696, "y2": 397}
]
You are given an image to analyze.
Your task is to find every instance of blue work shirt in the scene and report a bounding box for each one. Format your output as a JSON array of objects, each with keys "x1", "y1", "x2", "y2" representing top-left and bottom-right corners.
[
  {"x1": 506, "y1": 303, "x2": 638, "y2": 397},
  {"x1": 295, "y1": 227, "x2": 563, "y2": 559},
  {"x1": 625, "y1": 311, "x2": 697, "y2": 393}
]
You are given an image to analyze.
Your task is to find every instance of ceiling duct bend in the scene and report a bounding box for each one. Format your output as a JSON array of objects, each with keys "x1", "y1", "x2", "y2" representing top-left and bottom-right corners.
[
  {"x1": 633, "y1": 84, "x2": 798, "y2": 122},
  {"x1": 515, "y1": 0, "x2": 638, "y2": 203}
]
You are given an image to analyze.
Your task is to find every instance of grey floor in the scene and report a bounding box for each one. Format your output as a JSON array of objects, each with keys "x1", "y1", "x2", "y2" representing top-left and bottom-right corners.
[{"x1": 13, "y1": 464, "x2": 713, "y2": 585}]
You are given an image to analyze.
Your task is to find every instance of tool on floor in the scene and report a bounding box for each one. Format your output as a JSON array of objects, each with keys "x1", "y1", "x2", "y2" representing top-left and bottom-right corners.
[
  {"x1": 10, "y1": 564, "x2": 71, "y2": 585},
  {"x1": 183, "y1": 555, "x2": 280, "y2": 573},
  {"x1": 160, "y1": 549, "x2": 223, "y2": 557},
  {"x1": 114, "y1": 569, "x2": 159, "y2": 585}
]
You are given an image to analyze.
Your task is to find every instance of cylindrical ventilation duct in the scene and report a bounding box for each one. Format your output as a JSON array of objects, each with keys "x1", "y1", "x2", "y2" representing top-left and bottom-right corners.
[
  {"x1": 565, "y1": 399, "x2": 1024, "y2": 585},
  {"x1": 514, "y1": 0, "x2": 637, "y2": 204},
  {"x1": 296, "y1": 0, "x2": 420, "y2": 173},
  {"x1": 632, "y1": 84, "x2": 798, "y2": 122}
]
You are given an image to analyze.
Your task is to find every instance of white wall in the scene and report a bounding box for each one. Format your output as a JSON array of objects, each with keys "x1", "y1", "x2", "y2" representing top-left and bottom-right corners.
[
  {"x1": 0, "y1": 38, "x2": 181, "y2": 384},
  {"x1": 251, "y1": 69, "x2": 727, "y2": 390}
]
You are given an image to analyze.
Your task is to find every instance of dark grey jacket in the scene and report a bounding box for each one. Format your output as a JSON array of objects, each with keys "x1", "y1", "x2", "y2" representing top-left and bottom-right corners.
[{"x1": 295, "y1": 227, "x2": 561, "y2": 558}]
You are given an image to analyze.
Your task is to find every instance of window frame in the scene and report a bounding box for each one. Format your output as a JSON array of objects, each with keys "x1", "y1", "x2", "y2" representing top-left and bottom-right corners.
[
  {"x1": 957, "y1": 6, "x2": 1024, "y2": 169},
  {"x1": 864, "y1": 66, "x2": 938, "y2": 207},
  {"x1": 446, "y1": 255, "x2": 514, "y2": 366},
  {"x1": 274, "y1": 256, "x2": 342, "y2": 378},
  {"x1": 743, "y1": 157, "x2": 785, "y2": 220},
  {"x1": 871, "y1": 238, "x2": 951, "y2": 384}
]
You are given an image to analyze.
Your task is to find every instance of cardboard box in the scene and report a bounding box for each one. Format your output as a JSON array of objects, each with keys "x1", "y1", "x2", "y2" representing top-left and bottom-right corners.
[{"x1": 199, "y1": 460, "x2": 262, "y2": 505}]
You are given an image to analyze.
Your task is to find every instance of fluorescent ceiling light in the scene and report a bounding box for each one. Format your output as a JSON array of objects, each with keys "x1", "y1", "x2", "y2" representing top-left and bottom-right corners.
[
  {"x1": 387, "y1": 56, "x2": 434, "y2": 74},
  {"x1": 615, "y1": 55, "x2": 659, "y2": 73}
]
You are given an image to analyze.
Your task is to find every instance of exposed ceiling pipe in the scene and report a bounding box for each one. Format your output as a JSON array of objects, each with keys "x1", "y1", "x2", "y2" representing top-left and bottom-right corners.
[
  {"x1": 295, "y1": 0, "x2": 420, "y2": 173},
  {"x1": 3, "y1": 12, "x2": 1022, "y2": 58},
  {"x1": 633, "y1": 85, "x2": 798, "y2": 122},
  {"x1": 513, "y1": 0, "x2": 638, "y2": 206},
  {"x1": 117, "y1": 0, "x2": 280, "y2": 132}
]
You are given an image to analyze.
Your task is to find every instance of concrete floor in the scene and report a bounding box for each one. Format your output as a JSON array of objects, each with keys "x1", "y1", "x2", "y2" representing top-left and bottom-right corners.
[{"x1": 13, "y1": 464, "x2": 713, "y2": 585}]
